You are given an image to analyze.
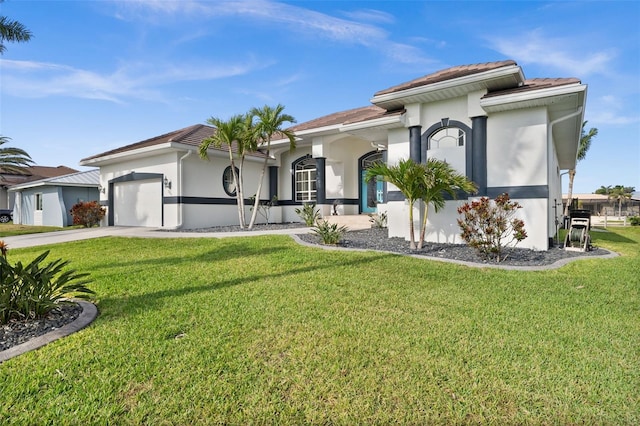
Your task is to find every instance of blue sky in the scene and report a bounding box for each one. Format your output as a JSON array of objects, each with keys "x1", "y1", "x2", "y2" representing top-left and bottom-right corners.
[{"x1": 1, "y1": 0, "x2": 638, "y2": 194}]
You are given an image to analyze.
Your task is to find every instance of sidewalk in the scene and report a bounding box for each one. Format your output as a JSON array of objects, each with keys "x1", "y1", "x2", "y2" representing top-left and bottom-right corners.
[{"x1": 1, "y1": 226, "x2": 312, "y2": 249}]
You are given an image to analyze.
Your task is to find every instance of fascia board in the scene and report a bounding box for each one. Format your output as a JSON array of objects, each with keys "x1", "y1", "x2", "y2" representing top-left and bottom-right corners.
[
  {"x1": 79, "y1": 143, "x2": 176, "y2": 166},
  {"x1": 480, "y1": 83, "x2": 587, "y2": 111},
  {"x1": 370, "y1": 65, "x2": 523, "y2": 105},
  {"x1": 9, "y1": 181, "x2": 99, "y2": 191},
  {"x1": 339, "y1": 114, "x2": 404, "y2": 133}
]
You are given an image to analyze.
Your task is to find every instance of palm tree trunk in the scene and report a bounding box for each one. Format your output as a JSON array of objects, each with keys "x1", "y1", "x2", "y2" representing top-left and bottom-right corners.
[
  {"x1": 563, "y1": 169, "x2": 576, "y2": 217},
  {"x1": 618, "y1": 198, "x2": 622, "y2": 218},
  {"x1": 238, "y1": 157, "x2": 246, "y2": 227},
  {"x1": 248, "y1": 153, "x2": 268, "y2": 230},
  {"x1": 408, "y1": 200, "x2": 416, "y2": 250},
  {"x1": 227, "y1": 150, "x2": 244, "y2": 229},
  {"x1": 418, "y1": 202, "x2": 428, "y2": 250}
]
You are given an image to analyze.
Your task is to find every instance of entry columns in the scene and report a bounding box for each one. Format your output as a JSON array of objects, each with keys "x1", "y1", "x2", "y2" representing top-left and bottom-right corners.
[{"x1": 409, "y1": 125, "x2": 422, "y2": 163}]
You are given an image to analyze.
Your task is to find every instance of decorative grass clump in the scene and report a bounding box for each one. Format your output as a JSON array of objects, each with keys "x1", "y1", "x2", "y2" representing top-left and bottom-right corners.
[{"x1": 1, "y1": 227, "x2": 638, "y2": 424}]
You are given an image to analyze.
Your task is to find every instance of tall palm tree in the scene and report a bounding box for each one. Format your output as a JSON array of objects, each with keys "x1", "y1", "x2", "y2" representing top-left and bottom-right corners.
[
  {"x1": 607, "y1": 185, "x2": 633, "y2": 218},
  {"x1": 199, "y1": 114, "x2": 254, "y2": 228},
  {"x1": 0, "y1": 1, "x2": 33, "y2": 54},
  {"x1": 0, "y1": 136, "x2": 33, "y2": 175},
  {"x1": 247, "y1": 104, "x2": 296, "y2": 230},
  {"x1": 417, "y1": 158, "x2": 477, "y2": 249},
  {"x1": 365, "y1": 158, "x2": 428, "y2": 250},
  {"x1": 564, "y1": 121, "x2": 597, "y2": 216}
]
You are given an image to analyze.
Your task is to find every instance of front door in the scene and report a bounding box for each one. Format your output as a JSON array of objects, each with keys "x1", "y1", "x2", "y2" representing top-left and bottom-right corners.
[{"x1": 360, "y1": 151, "x2": 384, "y2": 214}]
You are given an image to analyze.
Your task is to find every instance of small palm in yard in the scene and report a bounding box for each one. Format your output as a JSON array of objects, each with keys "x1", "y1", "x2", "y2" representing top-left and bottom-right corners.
[
  {"x1": 418, "y1": 158, "x2": 477, "y2": 249},
  {"x1": 248, "y1": 104, "x2": 296, "y2": 230},
  {"x1": 365, "y1": 159, "x2": 428, "y2": 249}
]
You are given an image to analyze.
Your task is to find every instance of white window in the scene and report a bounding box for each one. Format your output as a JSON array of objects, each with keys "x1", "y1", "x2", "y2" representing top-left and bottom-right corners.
[
  {"x1": 295, "y1": 158, "x2": 316, "y2": 202},
  {"x1": 428, "y1": 127, "x2": 465, "y2": 149},
  {"x1": 35, "y1": 193, "x2": 43, "y2": 211}
]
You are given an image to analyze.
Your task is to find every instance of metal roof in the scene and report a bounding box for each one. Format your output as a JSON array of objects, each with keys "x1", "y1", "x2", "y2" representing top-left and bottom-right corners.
[{"x1": 8, "y1": 169, "x2": 100, "y2": 191}]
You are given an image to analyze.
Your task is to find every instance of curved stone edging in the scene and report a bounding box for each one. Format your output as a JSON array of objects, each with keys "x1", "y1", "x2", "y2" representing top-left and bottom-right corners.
[
  {"x1": 290, "y1": 234, "x2": 619, "y2": 271},
  {"x1": 0, "y1": 300, "x2": 98, "y2": 363}
]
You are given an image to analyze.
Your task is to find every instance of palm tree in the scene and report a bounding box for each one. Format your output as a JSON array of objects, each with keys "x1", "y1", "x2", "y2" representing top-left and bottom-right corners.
[
  {"x1": 417, "y1": 158, "x2": 477, "y2": 249},
  {"x1": 365, "y1": 159, "x2": 428, "y2": 250},
  {"x1": 199, "y1": 114, "x2": 255, "y2": 228},
  {"x1": 595, "y1": 185, "x2": 611, "y2": 195},
  {"x1": 607, "y1": 185, "x2": 634, "y2": 218},
  {"x1": 0, "y1": 1, "x2": 33, "y2": 54},
  {"x1": 564, "y1": 121, "x2": 597, "y2": 217},
  {"x1": 0, "y1": 136, "x2": 33, "y2": 174},
  {"x1": 247, "y1": 104, "x2": 296, "y2": 230}
]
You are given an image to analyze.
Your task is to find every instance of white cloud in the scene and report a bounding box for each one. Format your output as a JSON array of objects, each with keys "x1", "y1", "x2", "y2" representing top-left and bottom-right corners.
[
  {"x1": 0, "y1": 58, "x2": 269, "y2": 103},
  {"x1": 487, "y1": 29, "x2": 615, "y2": 76},
  {"x1": 340, "y1": 8, "x2": 396, "y2": 25},
  {"x1": 115, "y1": 0, "x2": 433, "y2": 65}
]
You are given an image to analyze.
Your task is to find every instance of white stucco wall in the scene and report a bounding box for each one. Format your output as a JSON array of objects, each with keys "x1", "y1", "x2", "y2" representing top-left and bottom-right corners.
[{"x1": 486, "y1": 108, "x2": 548, "y2": 188}]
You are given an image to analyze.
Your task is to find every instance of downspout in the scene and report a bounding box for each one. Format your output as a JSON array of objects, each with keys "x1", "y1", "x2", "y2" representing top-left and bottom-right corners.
[{"x1": 177, "y1": 150, "x2": 192, "y2": 229}]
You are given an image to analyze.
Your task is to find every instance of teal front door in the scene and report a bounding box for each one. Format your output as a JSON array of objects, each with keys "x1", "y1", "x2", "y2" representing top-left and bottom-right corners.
[{"x1": 361, "y1": 171, "x2": 383, "y2": 214}]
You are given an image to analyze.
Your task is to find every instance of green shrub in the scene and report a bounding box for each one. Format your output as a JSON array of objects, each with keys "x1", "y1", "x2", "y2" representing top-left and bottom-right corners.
[
  {"x1": 311, "y1": 220, "x2": 348, "y2": 245},
  {"x1": 70, "y1": 201, "x2": 106, "y2": 227},
  {"x1": 0, "y1": 243, "x2": 94, "y2": 324},
  {"x1": 457, "y1": 193, "x2": 527, "y2": 262},
  {"x1": 629, "y1": 216, "x2": 640, "y2": 226},
  {"x1": 295, "y1": 202, "x2": 320, "y2": 226}
]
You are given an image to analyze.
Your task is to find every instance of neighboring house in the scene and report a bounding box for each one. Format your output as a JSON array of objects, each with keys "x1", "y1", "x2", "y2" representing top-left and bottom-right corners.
[
  {"x1": 80, "y1": 60, "x2": 587, "y2": 250},
  {"x1": 0, "y1": 165, "x2": 79, "y2": 210},
  {"x1": 9, "y1": 169, "x2": 100, "y2": 227},
  {"x1": 564, "y1": 193, "x2": 640, "y2": 216}
]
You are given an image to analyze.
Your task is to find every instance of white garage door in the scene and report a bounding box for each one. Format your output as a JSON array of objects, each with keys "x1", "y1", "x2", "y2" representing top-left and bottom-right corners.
[{"x1": 113, "y1": 179, "x2": 162, "y2": 227}]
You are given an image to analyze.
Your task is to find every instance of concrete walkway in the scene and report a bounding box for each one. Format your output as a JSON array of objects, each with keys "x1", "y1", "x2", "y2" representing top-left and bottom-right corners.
[{"x1": 1, "y1": 226, "x2": 312, "y2": 249}]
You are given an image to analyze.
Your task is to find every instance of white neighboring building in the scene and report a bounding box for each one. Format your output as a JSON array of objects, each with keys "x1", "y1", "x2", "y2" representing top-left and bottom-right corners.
[
  {"x1": 9, "y1": 169, "x2": 100, "y2": 227},
  {"x1": 80, "y1": 60, "x2": 587, "y2": 250}
]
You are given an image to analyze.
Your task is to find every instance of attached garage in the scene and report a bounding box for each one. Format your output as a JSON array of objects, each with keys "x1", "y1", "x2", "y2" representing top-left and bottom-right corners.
[{"x1": 109, "y1": 172, "x2": 164, "y2": 227}]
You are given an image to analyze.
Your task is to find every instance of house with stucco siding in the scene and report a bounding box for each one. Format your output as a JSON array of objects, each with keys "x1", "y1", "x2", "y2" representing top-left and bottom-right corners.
[{"x1": 80, "y1": 60, "x2": 587, "y2": 250}]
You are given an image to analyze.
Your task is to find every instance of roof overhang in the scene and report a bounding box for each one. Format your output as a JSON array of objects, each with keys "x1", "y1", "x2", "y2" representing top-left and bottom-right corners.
[
  {"x1": 371, "y1": 65, "x2": 524, "y2": 110},
  {"x1": 481, "y1": 83, "x2": 587, "y2": 170},
  {"x1": 80, "y1": 142, "x2": 269, "y2": 167}
]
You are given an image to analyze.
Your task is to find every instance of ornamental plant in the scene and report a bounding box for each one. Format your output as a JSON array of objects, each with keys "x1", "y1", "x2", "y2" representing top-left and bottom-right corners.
[
  {"x1": 457, "y1": 193, "x2": 527, "y2": 262},
  {"x1": 0, "y1": 241, "x2": 94, "y2": 324},
  {"x1": 70, "y1": 201, "x2": 105, "y2": 227},
  {"x1": 311, "y1": 220, "x2": 348, "y2": 245},
  {"x1": 295, "y1": 202, "x2": 321, "y2": 226}
]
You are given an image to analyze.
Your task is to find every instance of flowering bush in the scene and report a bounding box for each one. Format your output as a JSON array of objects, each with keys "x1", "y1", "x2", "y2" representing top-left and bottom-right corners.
[
  {"x1": 70, "y1": 201, "x2": 105, "y2": 228},
  {"x1": 457, "y1": 193, "x2": 527, "y2": 262}
]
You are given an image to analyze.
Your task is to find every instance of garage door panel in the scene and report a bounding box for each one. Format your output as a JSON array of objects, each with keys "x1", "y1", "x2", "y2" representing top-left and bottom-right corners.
[{"x1": 114, "y1": 180, "x2": 162, "y2": 227}]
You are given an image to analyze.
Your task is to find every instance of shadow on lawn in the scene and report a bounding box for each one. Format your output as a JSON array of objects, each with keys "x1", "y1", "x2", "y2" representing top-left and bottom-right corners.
[
  {"x1": 96, "y1": 243, "x2": 391, "y2": 322},
  {"x1": 592, "y1": 228, "x2": 638, "y2": 245}
]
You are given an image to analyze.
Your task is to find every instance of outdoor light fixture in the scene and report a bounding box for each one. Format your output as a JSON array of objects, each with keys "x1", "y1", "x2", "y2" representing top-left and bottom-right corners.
[
  {"x1": 164, "y1": 177, "x2": 172, "y2": 189},
  {"x1": 98, "y1": 185, "x2": 106, "y2": 194}
]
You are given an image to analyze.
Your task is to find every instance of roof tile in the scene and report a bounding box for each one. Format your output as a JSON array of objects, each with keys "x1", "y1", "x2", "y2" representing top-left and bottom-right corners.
[{"x1": 374, "y1": 60, "x2": 518, "y2": 96}]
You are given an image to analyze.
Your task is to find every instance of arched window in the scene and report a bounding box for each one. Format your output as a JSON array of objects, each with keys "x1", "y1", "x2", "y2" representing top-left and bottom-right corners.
[
  {"x1": 427, "y1": 125, "x2": 466, "y2": 175},
  {"x1": 293, "y1": 156, "x2": 316, "y2": 202},
  {"x1": 222, "y1": 166, "x2": 239, "y2": 196},
  {"x1": 428, "y1": 127, "x2": 465, "y2": 149}
]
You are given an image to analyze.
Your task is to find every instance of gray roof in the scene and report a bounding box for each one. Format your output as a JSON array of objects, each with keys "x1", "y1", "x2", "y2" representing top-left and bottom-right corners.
[{"x1": 8, "y1": 169, "x2": 100, "y2": 191}]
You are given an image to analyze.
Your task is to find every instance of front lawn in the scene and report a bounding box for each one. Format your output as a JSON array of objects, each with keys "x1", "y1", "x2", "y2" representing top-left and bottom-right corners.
[
  {"x1": 1, "y1": 227, "x2": 638, "y2": 424},
  {"x1": 0, "y1": 224, "x2": 80, "y2": 237}
]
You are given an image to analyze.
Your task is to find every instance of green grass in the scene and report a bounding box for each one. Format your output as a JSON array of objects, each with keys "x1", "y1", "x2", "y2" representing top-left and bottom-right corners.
[
  {"x1": 1, "y1": 227, "x2": 638, "y2": 424},
  {"x1": 0, "y1": 224, "x2": 81, "y2": 237}
]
